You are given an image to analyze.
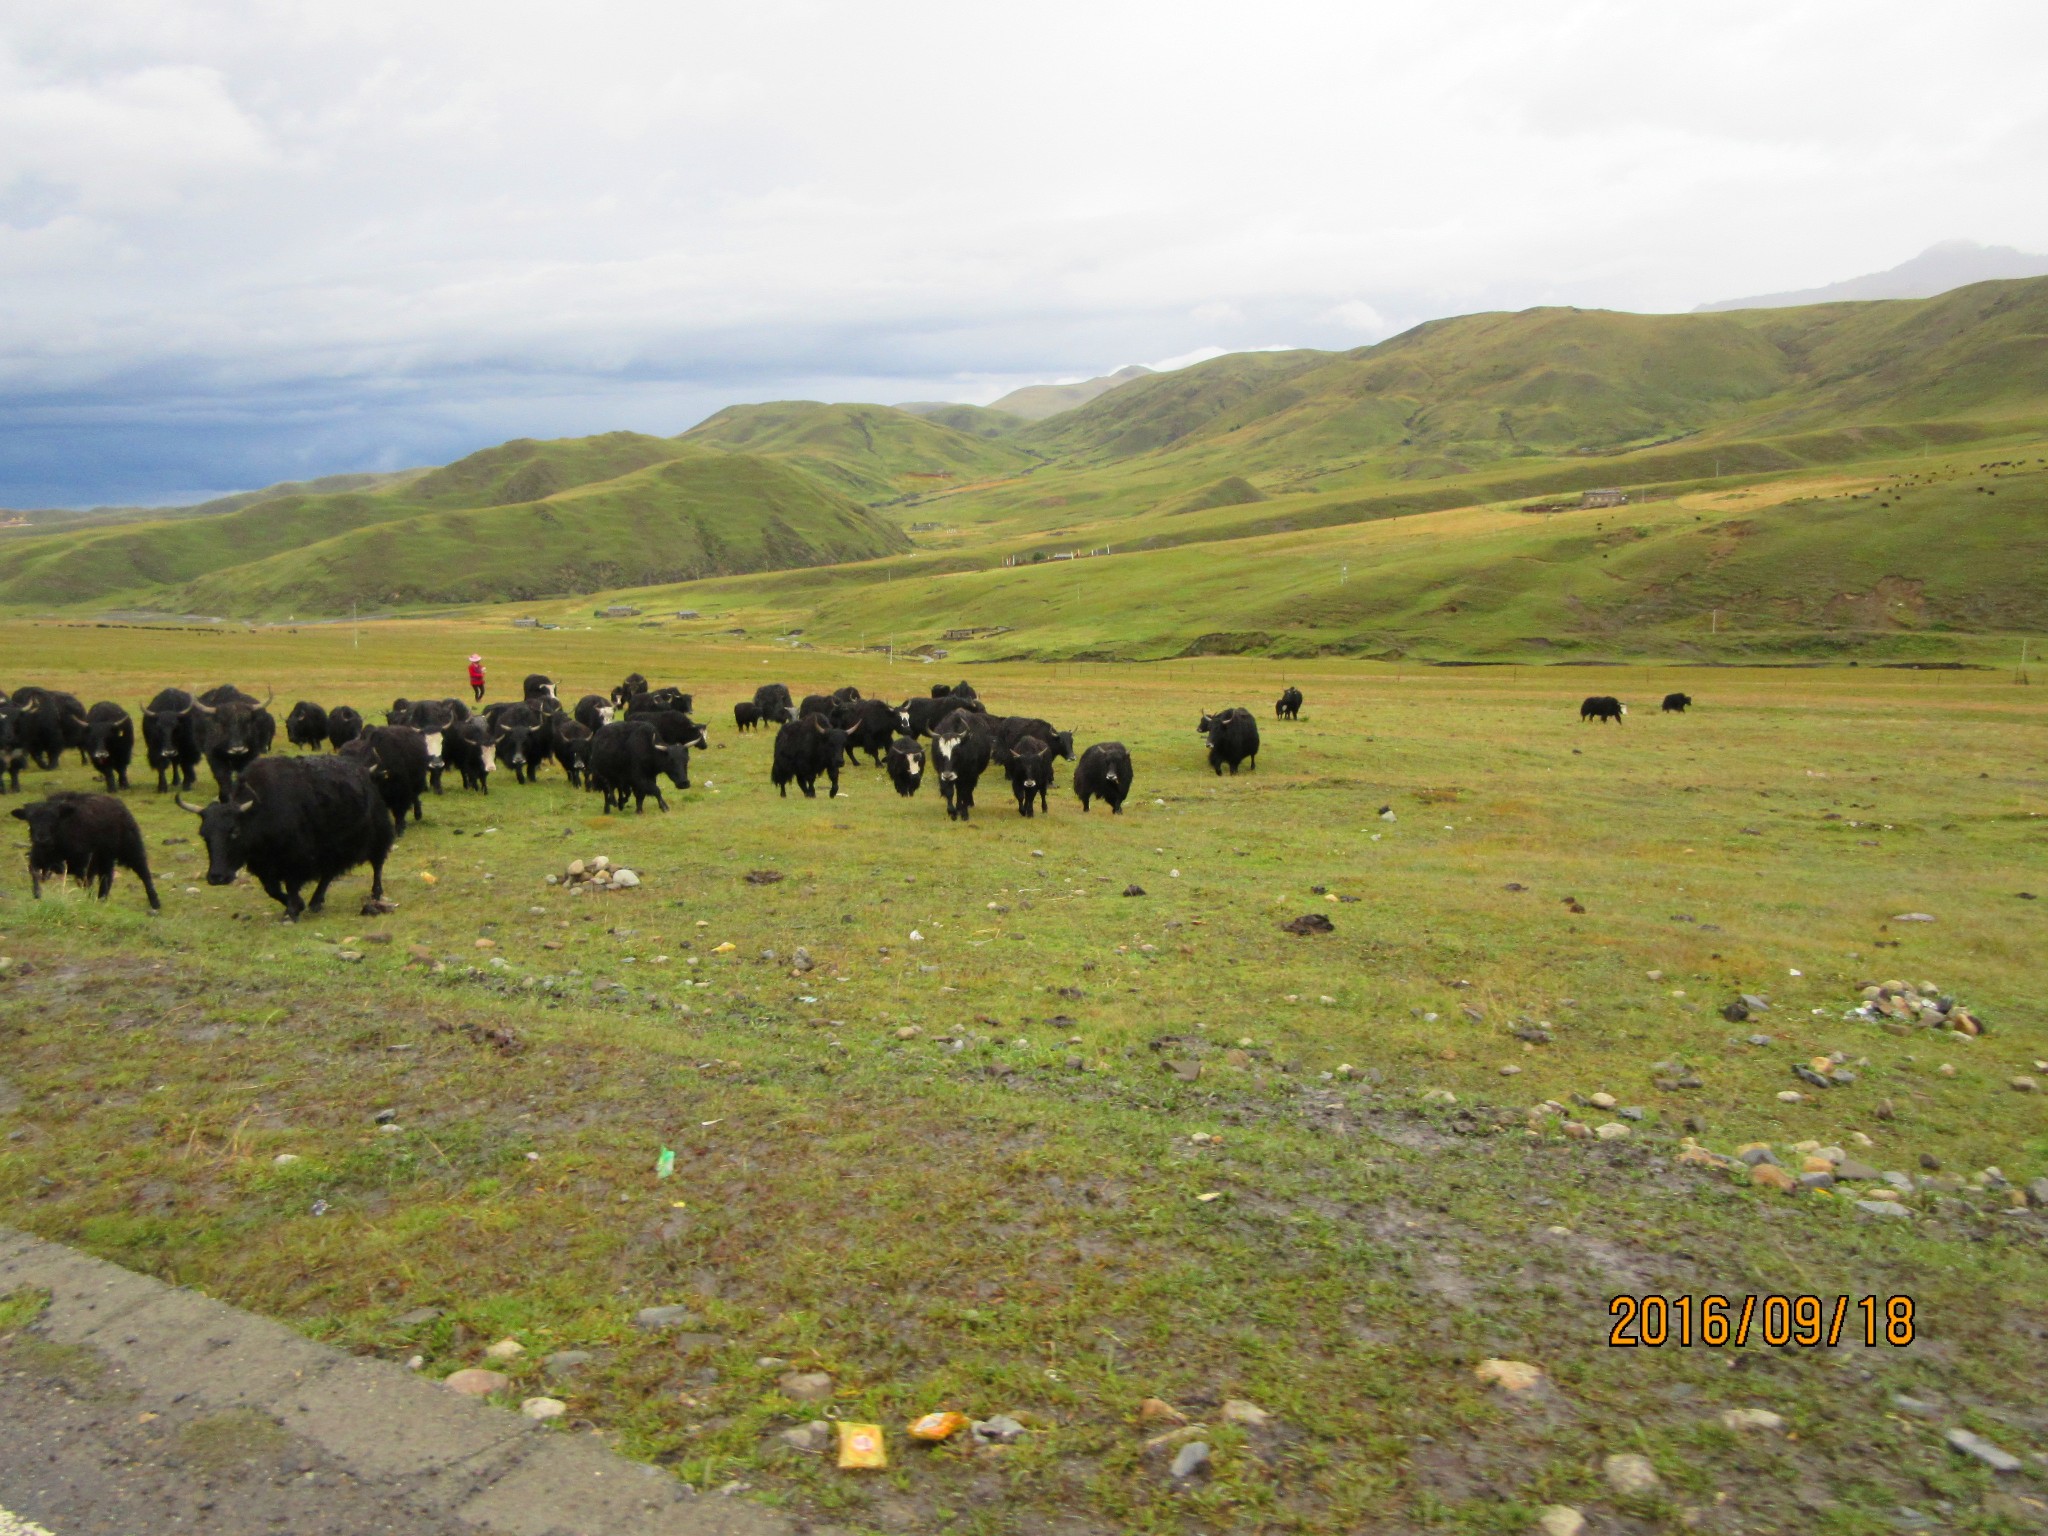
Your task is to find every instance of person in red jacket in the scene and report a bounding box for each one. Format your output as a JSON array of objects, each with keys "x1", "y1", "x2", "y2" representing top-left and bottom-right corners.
[{"x1": 467, "y1": 654, "x2": 486, "y2": 701}]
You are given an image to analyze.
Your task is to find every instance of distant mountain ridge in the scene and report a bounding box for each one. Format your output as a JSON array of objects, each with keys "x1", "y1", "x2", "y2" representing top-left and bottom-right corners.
[
  {"x1": 1696, "y1": 240, "x2": 2048, "y2": 312},
  {"x1": 983, "y1": 365, "x2": 1155, "y2": 421},
  {"x1": 0, "y1": 433, "x2": 911, "y2": 615},
  {"x1": 8, "y1": 274, "x2": 2048, "y2": 624}
]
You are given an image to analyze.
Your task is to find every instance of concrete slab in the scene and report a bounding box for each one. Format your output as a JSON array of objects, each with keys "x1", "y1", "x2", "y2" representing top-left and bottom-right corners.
[{"x1": 0, "y1": 1226, "x2": 794, "y2": 1536}]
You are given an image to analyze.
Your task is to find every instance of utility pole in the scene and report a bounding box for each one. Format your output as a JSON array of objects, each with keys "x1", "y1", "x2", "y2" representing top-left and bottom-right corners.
[
  {"x1": 352, "y1": 599, "x2": 358, "y2": 650},
  {"x1": 1711, "y1": 609, "x2": 1719, "y2": 635}
]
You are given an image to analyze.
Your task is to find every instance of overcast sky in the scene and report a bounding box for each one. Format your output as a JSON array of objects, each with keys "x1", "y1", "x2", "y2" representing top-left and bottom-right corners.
[{"x1": 3, "y1": 0, "x2": 2045, "y2": 506}]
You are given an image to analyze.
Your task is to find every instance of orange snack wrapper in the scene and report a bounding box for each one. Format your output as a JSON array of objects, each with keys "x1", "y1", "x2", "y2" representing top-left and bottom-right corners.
[
  {"x1": 907, "y1": 1411, "x2": 969, "y2": 1442},
  {"x1": 836, "y1": 1421, "x2": 887, "y2": 1469}
]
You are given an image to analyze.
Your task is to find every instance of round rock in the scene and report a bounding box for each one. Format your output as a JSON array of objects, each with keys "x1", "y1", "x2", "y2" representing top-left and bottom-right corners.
[
  {"x1": 1603, "y1": 1452, "x2": 1660, "y2": 1496},
  {"x1": 777, "y1": 1370, "x2": 835, "y2": 1402},
  {"x1": 443, "y1": 1368, "x2": 510, "y2": 1397}
]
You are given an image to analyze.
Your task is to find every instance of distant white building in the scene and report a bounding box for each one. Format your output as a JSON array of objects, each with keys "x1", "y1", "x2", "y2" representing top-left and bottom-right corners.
[{"x1": 1580, "y1": 488, "x2": 1629, "y2": 508}]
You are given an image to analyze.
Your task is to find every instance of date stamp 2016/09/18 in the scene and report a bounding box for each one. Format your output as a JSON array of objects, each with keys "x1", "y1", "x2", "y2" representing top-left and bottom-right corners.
[{"x1": 1609, "y1": 1295, "x2": 1916, "y2": 1348}]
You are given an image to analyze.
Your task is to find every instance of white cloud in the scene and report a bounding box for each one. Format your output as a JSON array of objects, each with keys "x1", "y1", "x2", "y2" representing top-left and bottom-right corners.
[
  {"x1": 1322, "y1": 301, "x2": 1389, "y2": 337},
  {"x1": 2, "y1": 0, "x2": 2047, "y2": 500},
  {"x1": 1145, "y1": 346, "x2": 1229, "y2": 372}
]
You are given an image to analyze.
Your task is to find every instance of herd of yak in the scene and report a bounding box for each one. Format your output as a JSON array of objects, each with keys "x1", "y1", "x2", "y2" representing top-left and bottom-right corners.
[{"x1": 0, "y1": 672, "x2": 1301, "y2": 922}]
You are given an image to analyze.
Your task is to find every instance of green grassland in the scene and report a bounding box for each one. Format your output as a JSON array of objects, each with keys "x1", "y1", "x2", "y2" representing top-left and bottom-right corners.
[
  {"x1": 2, "y1": 621, "x2": 2045, "y2": 1534},
  {"x1": 6, "y1": 279, "x2": 2047, "y2": 660},
  {"x1": 473, "y1": 450, "x2": 2048, "y2": 667}
]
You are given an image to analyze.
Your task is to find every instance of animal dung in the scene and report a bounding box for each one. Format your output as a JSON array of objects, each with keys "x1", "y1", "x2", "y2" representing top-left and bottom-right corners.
[{"x1": 1280, "y1": 913, "x2": 1335, "y2": 935}]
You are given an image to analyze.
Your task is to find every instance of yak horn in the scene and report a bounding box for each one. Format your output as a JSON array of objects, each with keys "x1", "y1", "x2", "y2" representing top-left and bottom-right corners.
[{"x1": 174, "y1": 795, "x2": 207, "y2": 815}]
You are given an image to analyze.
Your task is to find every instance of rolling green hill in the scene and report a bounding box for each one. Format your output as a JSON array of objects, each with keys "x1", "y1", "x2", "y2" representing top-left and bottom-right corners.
[
  {"x1": 6, "y1": 278, "x2": 2047, "y2": 641},
  {"x1": 678, "y1": 402, "x2": 1038, "y2": 501},
  {"x1": 892, "y1": 402, "x2": 1031, "y2": 438},
  {"x1": 0, "y1": 436, "x2": 906, "y2": 616},
  {"x1": 176, "y1": 452, "x2": 908, "y2": 618},
  {"x1": 511, "y1": 455, "x2": 2048, "y2": 663},
  {"x1": 1011, "y1": 277, "x2": 2048, "y2": 485}
]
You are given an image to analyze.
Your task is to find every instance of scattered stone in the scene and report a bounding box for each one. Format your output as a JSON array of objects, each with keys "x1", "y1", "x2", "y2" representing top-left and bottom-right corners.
[
  {"x1": 779, "y1": 1421, "x2": 833, "y2": 1453},
  {"x1": 1594, "y1": 1122, "x2": 1630, "y2": 1141},
  {"x1": 1602, "y1": 1452, "x2": 1661, "y2": 1496},
  {"x1": 1891, "y1": 1395, "x2": 1940, "y2": 1417},
  {"x1": 521, "y1": 1397, "x2": 567, "y2": 1421},
  {"x1": 1536, "y1": 1508, "x2": 1586, "y2": 1536},
  {"x1": 1892, "y1": 913, "x2": 1935, "y2": 922},
  {"x1": 633, "y1": 1304, "x2": 701, "y2": 1331},
  {"x1": 1139, "y1": 1397, "x2": 1188, "y2": 1426},
  {"x1": 1719, "y1": 1408, "x2": 1785, "y2": 1432},
  {"x1": 562, "y1": 856, "x2": 638, "y2": 891},
  {"x1": 1855, "y1": 1200, "x2": 1912, "y2": 1219},
  {"x1": 1737, "y1": 1144, "x2": 1779, "y2": 1166},
  {"x1": 1169, "y1": 1440, "x2": 1212, "y2": 1479},
  {"x1": 2028, "y1": 1177, "x2": 2048, "y2": 1208},
  {"x1": 2012, "y1": 1076, "x2": 2038, "y2": 1093},
  {"x1": 544, "y1": 1350, "x2": 594, "y2": 1376},
  {"x1": 971, "y1": 1415, "x2": 1026, "y2": 1445},
  {"x1": 484, "y1": 1338, "x2": 525, "y2": 1361},
  {"x1": 1474, "y1": 1358, "x2": 1543, "y2": 1392},
  {"x1": 1750, "y1": 1164, "x2": 1797, "y2": 1193},
  {"x1": 1945, "y1": 1428, "x2": 2021, "y2": 1472},
  {"x1": 778, "y1": 1370, "x2": 835, "y2": 1402},
  {"x1": 1219, "y1": 1399, "x2": 1270, "y2": 1428},
  {"x1": 392, "y1": 1305, "x2": 442, "y2": 1327},
  {"x1": 443, "y1": 1368, "x2": 510, "y2": 1397},
  {"x1": 1588, "y1": 1092, "x2": 1617, "y2": 1110}
]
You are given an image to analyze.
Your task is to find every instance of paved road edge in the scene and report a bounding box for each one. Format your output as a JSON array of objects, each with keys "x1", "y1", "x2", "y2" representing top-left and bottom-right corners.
[{"x1": 0, "y1": 1226, "x2": 792, "y2": 1536}]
